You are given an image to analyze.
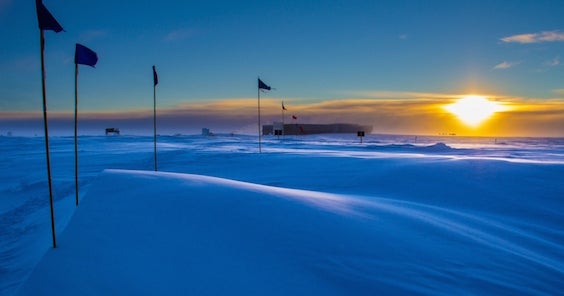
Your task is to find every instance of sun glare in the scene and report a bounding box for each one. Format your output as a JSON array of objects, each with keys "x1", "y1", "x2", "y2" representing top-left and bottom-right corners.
[{"x1": 444, "y1": 95, "x2": 505, "y2": 127}]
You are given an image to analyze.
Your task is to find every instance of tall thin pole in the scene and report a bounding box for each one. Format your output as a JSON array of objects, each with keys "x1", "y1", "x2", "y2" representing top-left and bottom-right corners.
[
  {"x1": 74, "y1": 63, "x2": 79, "y2": 206},
  {"x1": 282, "y1": 103, "x2": 285, "y2": 137},
  {"x1": 40, "y1": 29, "x2": 57, "y2": 248},
  {"x1": 153, "y1": 79, "x2": 157, "y2": 171},
  {"x1": 258, "y1": 86, "x2": 261, "y2": 153}
]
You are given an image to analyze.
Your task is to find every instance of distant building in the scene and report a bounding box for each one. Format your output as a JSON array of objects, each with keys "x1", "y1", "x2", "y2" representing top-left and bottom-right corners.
[
  {"x1": 202, "y1": 128, "x2": 214, "y2": 136},
  {"x1": 105, "y1": 128, "x2": 120, "y2": 135},
  {"x1": 262, "y1": 123, "x2": 372, "y2": 136},
  {"x1": 273, "y1": 122, "x2": 284, "y2": 136}
]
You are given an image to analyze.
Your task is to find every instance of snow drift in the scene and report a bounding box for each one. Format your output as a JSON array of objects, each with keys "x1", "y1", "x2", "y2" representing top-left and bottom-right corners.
[{"x1": 18, "y1": 168, "x2": 563, "y2": 295}]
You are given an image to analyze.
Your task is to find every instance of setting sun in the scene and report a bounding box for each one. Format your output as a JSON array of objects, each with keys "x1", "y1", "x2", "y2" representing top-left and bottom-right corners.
[{"x1": 444, "y1": 95, "x2": 506, "y2": 127}]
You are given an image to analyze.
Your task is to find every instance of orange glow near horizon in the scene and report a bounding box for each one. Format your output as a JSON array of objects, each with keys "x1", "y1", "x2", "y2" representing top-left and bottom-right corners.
[
  {"x1": 444, "y1": 95, "x2": 507, "y2": 127},
  {"x1": 3, "y1": 95, "x2": 563, "y2": 137}
]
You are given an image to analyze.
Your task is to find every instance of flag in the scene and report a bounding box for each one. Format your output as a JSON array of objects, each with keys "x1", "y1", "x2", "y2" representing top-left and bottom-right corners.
[
  {"x1": 35, "y1": 0, "x2": 64, "y2": 33},
  {"x1": 75, "y1": 44, "x2": 98, "y2": 67},
  {"x1": 282, "y1": 101, "x2": 287, "y2": 110},
  {"x1": 258, "y1": 78, "x2": 270, "y2": 90},
  {"x1": 292, "y1": 115, "x2": 297, "y2": 120},
  {"x1": 153, "y1": 65, "x2": 158, "y2": 86}
]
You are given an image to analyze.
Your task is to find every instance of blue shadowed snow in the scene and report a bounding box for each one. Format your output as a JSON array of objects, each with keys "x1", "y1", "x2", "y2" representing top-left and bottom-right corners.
[{"x1": 1, "y1": 134, "x2": 563, "y2": 295}]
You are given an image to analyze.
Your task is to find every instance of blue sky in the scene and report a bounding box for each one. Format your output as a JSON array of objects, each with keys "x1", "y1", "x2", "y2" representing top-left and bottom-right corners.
[{"x1": 1, "y1": 0, "x2": 563, "y2": 136}]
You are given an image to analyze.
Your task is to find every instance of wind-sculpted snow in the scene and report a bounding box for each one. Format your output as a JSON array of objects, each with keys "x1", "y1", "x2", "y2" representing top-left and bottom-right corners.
[
  {"x1": 1, "y1": 134, "x2": 563, "y2": 295},
  {"x1": 18, "y1": 170, "x2": 564, "y2": 295}
]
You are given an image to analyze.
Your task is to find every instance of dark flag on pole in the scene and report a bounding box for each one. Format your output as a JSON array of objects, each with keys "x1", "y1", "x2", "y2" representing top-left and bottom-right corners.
[
  {"x1": 35, "y1": 0, "x2": 64, "y2": 248},
  {"x1": 257, "y1": 77, "x2": 272, "y2": 153},
  {"x1": 153, "y1": 66, "x2": 158, "y2": 86},
  {"x1": 281, "y1": 101, "x2": 287, "y2": 137},
  {"x1": 73, "y1": 43, "x2": 97, "y2": 207},
  {"x1": 152, "y1": 65, "x2": 158, "y2": 171},
  {"x1": 258, "y1": 78, "x2": 271, "y2": 90},
  {"x1": 75, "y1": 44, "x2": 98, "y2": 67},
  {"x1": 35, "y1": 0, "x2": 64, "y2": 32}
]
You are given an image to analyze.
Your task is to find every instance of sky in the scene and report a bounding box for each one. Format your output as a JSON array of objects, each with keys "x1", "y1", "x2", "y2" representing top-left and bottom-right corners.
[{"x1": 0, "y1": 0, "x2": 563, "y2": 136}]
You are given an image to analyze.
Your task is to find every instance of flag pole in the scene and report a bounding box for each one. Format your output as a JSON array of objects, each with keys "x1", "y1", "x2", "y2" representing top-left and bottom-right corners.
[
  {"x1": 74, "y1": 63, "x2": 79, "y2": 206},
  {"x1": 39, "y1": 29, "x2": 57, "y2": 248},
  {"x1": 282, "y1": 101, "x2": 285, "y2": 137},
  {"x1": 73, "y1": 43, "x2": 98, "y2": 206},
  {"x1": 153, "y1": 66, "x2": 158, "y2": 171},
  {"x1": 258, "y1": 80, "x2": 261, "y2": 153}
]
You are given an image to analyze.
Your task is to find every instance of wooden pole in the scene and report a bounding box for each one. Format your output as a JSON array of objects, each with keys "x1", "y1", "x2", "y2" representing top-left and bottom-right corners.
[
  {"x1": 74, "y1": 63, "x2": 79, "y2": 206},
  {"x1": 40, "y1": 29, "x2": 57, "y2": 248}
]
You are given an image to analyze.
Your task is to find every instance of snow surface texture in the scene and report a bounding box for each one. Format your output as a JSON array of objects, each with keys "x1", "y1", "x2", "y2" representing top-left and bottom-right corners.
[{"x1": 1, "y1": 134, "x2": 563, "y2": 295}]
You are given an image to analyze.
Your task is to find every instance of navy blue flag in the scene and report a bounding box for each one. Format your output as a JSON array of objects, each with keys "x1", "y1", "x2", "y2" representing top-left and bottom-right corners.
[
  {"x1": 35, "y1": 0, "x2": 64, "y2": 33},
  {"x1": 75, "y1": 44, "x2": 98, "y2": 67},
  {"x1": 153, "y1": 66, "x2": 158, "y2": 86},
  {"x1": 258, "y1": 78, "x2": 271, "y2": 90}
]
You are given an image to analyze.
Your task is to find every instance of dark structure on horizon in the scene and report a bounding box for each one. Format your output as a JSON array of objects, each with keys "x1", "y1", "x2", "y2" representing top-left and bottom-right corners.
[
  {"x1": 105, "y1": 128, "x2": 120, "y2": 135},
  {"x1": 263, "y1": 123, "x2": 373, "y2": 136}
]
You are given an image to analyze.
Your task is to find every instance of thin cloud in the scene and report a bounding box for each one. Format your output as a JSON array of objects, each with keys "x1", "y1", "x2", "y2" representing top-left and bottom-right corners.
[
  {"x1": 164, "y1": 28, "x2": 197, "y2": 42},
  {"x1": 545, "y1": 56, "x2": 560, "y2": 67},
  {"x1": 339, "y1": 90, "x2": 461, "y2": 100},
  {"x1": 501, "y1": 30, "x2": 564, "y2": 44},
  {"x1": 399, "y1": 34, "x2": 408, "y2": 40},
  {"x1": 493, "y1": 61, "x2": 520, "y2": 70},
  {"x1": 80, "y1": 30, "x2": 108, "y2": 43},
  {"x1": 553, "y1": 89, "x2": 564, "y2": 95}
]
